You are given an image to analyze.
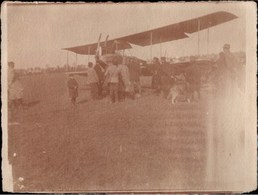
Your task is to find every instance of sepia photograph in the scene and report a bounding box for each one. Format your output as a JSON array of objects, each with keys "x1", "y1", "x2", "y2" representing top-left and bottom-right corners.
[{"x1": 1, "y1": 2, "x2": 257, "y2": 193}]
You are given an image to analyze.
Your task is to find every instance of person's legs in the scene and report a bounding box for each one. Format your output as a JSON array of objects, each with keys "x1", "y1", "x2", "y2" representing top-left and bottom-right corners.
[
  {"x1": 71, "y1": 97, "x2": 76, "y2": 105},
  {"x1": 93, "y1": 83, "x2": 99, "y2": 99},
  {"x1": 98, "y1": 81, "x2": 103, "y2": 97},
  {"x1": 137, "y1": 81, "x2": 142, "y2": 94},
  {"x1": 197, "y1": 86, "x2": 201, "y2": 100},
  {"x1": 16, "y1": 98, "x2": 23, "y2": 109},
  {"x1": 109, "y1": 83, "x2": 114, "y2": 103},
  {"x1": 90, "y1": 84, "x2": 95, "y2": 99},
  {"x1": 114, "y1": 83, "x2": 119, "y2": 103},
  {"x1": 11, "y1": 99, "x2": 17, "y2": 110},
  {"x1": 119, "y1": 87, "x2": 126, "y2": 101}
]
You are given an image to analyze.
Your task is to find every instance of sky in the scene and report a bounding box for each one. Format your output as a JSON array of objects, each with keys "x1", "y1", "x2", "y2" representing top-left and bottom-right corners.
[{"x1": 6, "y1": 2, "x2": 248, "y2": 69}]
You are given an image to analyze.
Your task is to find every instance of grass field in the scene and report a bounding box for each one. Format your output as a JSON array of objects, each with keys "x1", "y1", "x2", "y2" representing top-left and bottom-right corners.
[{"x1": 7, "y1": 73, "x2": 245, "y2": 192}]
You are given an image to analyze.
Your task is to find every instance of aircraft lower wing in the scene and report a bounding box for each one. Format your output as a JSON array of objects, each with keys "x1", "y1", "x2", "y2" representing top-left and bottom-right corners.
[
  {"x1": 62, "y1": 11, "x2": 237, "y2": 54},
  {"x1": 63, "y1": 40, "x2": 132, "y2": 55}
]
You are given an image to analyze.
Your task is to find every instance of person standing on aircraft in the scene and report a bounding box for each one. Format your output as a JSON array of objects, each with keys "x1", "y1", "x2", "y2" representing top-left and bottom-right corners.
[
  {"x1": 67, "y1": 74, "x2": 79, "y2": 105},
  {"x1": 105, "y1": 58, "x2": 120, "y2": 103},
  {"x1": 87, "y1": 62, "x2": 99, "y2": 100}
]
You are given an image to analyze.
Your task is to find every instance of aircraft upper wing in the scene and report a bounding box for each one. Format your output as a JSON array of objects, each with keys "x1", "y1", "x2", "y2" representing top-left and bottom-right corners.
[
  {"x1": 63, "y1": 11, "x2": 237, "y2": 54},
  {"x1": 117, "y1": 11, "x2": 238, "y2": 46}
]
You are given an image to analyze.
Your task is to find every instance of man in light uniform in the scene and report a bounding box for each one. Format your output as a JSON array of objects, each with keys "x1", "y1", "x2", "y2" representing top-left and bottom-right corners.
[
  {"x1": 105, "y1": 58, "x2": 120, "y2": 103},
  {"x1": 117, "y1": 62, "x2": 130, "y2": 101},
  {"x1": 87, "y1": 62, "x2": 99, "y2": 100}
]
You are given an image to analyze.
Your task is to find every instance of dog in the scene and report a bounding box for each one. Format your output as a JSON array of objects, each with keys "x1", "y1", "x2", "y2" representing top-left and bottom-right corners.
[
  {"x1": 167, "y1": 78, "x2": 191, "y2": 104},
  {"x1": 168, "y1": 73, "x2": 191, "y2": 104},
  {"x1": 167, "y1": 85, "x2": 181, "y2": 104}
]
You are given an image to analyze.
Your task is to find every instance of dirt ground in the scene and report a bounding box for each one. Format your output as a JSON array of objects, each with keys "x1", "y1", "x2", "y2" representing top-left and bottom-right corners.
[{"x1": 7, "y1": 73, "x2": 244, "y2": 192}]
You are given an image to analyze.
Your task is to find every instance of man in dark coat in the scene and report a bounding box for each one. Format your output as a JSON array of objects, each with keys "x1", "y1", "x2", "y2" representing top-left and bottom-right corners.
[
  {"x1": 94, "y1": 59, "x2": 106, "y2": 98},
  {"x1": 215, "y1": 44, "x2": 240, "y2": 98},
  {"x1": 152, "y1": 57, "x2": 162, "y2": 95},
  {"x1": 67, "y1": 75, "x2": 78, "y2": 105},
  {"x1": 160, "y1": 58, "x2": 173, "y2": 98},
  {"x1": 186, "y1": 63, "x2": 201, "y2": 101}
]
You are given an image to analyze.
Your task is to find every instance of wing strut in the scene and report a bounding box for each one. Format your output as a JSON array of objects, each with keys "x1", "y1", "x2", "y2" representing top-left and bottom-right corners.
[
  {"x1": 87, "y1": 46, "x2": 90, "y2": 64},
  {"x1": 150, "y1": 32, "x2": 153, "y2": 60},
  {"x1": 76, "y1": 53, "x2": 77, "y2": 67},
  {"x1": 207, "y1": 22, "x2": 210, "y2": 55},
  {"x1": 66, "y1": 51, "x2": 69, "y2": 72},
  {"x1": 197, "y1": 19, "x2": 200, "y2": 55},
  {"x1": 159, "y1": 36, "x2": 162, "y2": 59}
]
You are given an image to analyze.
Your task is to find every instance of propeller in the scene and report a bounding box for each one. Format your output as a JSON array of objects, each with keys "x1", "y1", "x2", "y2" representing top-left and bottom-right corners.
[
  {"x1": 96, "y1": 33, "x2": 102, "y2": 57},
  {"x1": 105, "y1": 35, "x2": 109, "y2": 47},
  {"x1": 104, "y1": 35, "x2": 109, "y2": 54}
]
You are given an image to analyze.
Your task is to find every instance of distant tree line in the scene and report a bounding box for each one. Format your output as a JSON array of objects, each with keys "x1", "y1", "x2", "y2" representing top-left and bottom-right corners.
[{"x1": 15, "y1": 64, "x2": 88, "y2": 76}]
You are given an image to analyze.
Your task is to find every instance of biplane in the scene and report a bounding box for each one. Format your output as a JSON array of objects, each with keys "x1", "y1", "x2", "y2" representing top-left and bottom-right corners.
[{"x1": 62, "y1": 11, "x2": 237, "y2": 83}]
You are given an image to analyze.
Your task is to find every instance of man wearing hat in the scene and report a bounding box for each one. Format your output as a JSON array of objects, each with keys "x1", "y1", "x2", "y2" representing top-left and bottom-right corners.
[
  {"x1": 223, "y1": 43, "x2": 230, "y2": 51},
  {"x1": 215, "y1": 43, "x2": 240, "y2": 98},
  {"x1": 214, "y1": 45, "x2": 245, "y2": 182}
]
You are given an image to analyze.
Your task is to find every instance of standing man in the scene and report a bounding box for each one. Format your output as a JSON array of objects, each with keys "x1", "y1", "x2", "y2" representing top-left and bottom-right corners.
[
  {"x1": 94, "y1": 57, "x2": 106, "y2": 98},
  {"x1": 118, "y1": 62, "x2": 130, "y2": 101},
  {"x1": 213, "y1": 44, "x2": 245, "y2": 182},
  {"x1": 9, "y1": 75, "x2": 25, "y2": 110},
  {"x1": 8, "y1": 62, "x2": 28, "y2": 110},
  {"x1": 67, "y1": 74, "x2": 79, "y2": 105},
  {"x1": 105, "y1": 58, "x2": 120, "y2": 103},
  {"x1": 151, "y1": 57, "x2": 162, "y2": 95},
  {"x1": 8, "y1": 61, "x2": 15, "y2": 88},
  {"x1": 186, "y1": 63, "x2": 201, "y2": 102},
  {"x1": 216, "y1": 44, "x2": 239, "y2": 98},
  {"x1": 160, "y1": 57, "x2": 172, "y2": 98},
  {"x1": 87, "y1": 62, "x2": 99, "y2": 100},
  {"x1": 8, "y1": 61, "x2": 17, "y2": 109}
]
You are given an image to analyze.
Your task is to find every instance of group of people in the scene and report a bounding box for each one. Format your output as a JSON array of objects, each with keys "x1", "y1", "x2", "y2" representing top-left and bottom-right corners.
[
  {"x1": 8, "y1": 44, "x2": 244, "y2": 110},
  {"x1": 151, "y1": 43, "x2": 244, "y2": 104},
  {"x1": 67, "y1": 56, "x2": 140, "y2": 105},
  {"x1": 151, "y1": 57, "x2": 201, "y2": 103}
]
